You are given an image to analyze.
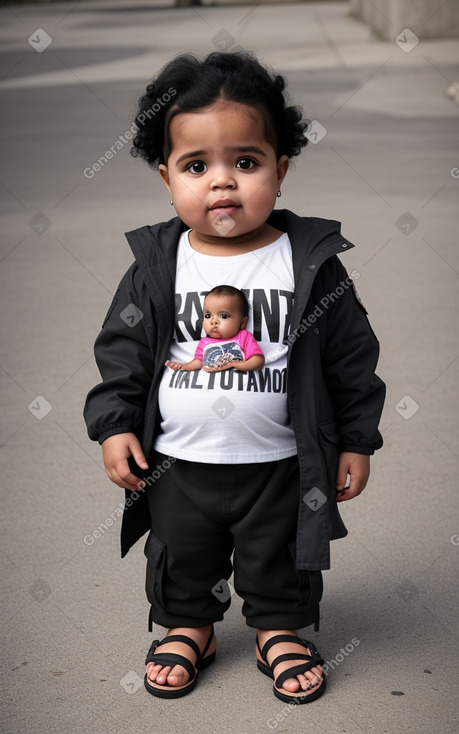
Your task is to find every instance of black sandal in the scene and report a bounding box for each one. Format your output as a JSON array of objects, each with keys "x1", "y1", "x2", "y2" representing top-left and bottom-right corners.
[
  {"x1": 256, "y1": 634, "x2": 326, "y2": 703},
  {"x1": 144, "y1": 626, "x2": 216, "y2": 698}
]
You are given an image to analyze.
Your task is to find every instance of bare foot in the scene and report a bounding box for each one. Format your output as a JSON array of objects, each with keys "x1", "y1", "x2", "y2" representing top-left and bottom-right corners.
[
  {"x1": 146, "y1": 624, "x2": 215, "y2": 692},
  {"x1": 256, "y1": 629, "x2": 323, "y2": 697}
]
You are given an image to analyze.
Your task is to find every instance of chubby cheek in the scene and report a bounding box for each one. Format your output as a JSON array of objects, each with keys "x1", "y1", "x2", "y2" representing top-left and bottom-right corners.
[
  {"x1": 173, "y1": 184, "x2": 208, "y2": 219},
  {"x1": 249, "y1": 189, "x2": 277, "y2": 217},
  {"x1": 175, "y1": 175, "x2": 205, "y2": 201},
  {"x1": 247, "y1": 176, "x2": 278, "y2": 207}
]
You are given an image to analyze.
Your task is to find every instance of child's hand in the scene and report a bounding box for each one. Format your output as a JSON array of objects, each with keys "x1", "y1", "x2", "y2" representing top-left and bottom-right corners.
[
  {"x1": 203, "y1": 361, "x2": 236, "y2": 372},
  {"x1": 165, "y1": 359, "x2": 202, "y2": 371},
  {"x1": 165, "y1": 360, "x2": 186, "y2": 371},
  {"x1": 335, "y1": 452, "x2": 370, "y2": 502},
  {"x1": 101, "y1": 432, "x2": 149, "y2": 491}
]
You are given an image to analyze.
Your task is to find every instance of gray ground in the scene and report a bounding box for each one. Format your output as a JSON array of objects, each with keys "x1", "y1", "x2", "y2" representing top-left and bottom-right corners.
[{"x1": 0, "y1": 1, "x2": 458, "y2": 732}]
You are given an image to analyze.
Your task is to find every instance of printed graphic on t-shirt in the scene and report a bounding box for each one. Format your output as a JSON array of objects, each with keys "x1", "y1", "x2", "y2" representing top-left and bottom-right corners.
[
  {"x1": 155, "y1": 231, "x2": 298, "y2": 463},
  {"x1": 174, "y1": 288, "x2": 294, "y2": 345},
  {"x1": 202, "y1": 341, "x2": 243, "y2": 368}
]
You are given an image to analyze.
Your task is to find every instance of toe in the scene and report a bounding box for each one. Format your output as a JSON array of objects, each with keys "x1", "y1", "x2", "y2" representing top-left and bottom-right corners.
[
  {"x1": 304, "y1": 667, "x2": 323, "y2": 690},
  {"x1": 146, "y1": 663, "x2": 161, "y2": 682},
  {"x1": 281, "y1": 677, "x2": 301, "y2": 692},
  {"x1": 296, "y1": 673, "x2": 310, "y2": 691},
  {"x1": 155, "y1": 665, "x2": 172, "y2": 685},
  {"x1": 166, "y1": 666, "x2": 189, "y2": 686},
  {"x1": 146, "y1": 662, "x2": 191, "y2": 688},
  {"x1": 281, "y1": 667, "x2": 324, "y2": 694},
  {"x1": 308, "y1": 665, "x2": 323, "y2": 685}
]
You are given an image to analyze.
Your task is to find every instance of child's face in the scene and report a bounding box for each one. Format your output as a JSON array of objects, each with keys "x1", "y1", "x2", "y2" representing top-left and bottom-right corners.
[
  {"x1": 202, "y1": 293, "x2": 248, "y2": 340},
  {"x1": 159, "y1": 100, "x2": 288, "y2": 247}
]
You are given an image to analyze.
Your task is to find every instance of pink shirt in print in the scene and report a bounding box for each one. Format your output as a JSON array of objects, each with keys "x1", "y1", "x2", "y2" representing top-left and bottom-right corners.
[{"x1": 194, "y1": 329, "x2": 263, "y2": 369}]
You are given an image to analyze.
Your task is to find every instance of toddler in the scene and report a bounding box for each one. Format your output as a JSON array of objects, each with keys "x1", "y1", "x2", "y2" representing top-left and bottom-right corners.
[{"x1": 84, "y1": 50, "x2": 385, "y2": 704}]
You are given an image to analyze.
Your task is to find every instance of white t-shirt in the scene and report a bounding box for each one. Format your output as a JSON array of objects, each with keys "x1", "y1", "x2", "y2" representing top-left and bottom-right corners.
[{"x1": 154, "y1": 230, "x2": 297, "y2": 463}]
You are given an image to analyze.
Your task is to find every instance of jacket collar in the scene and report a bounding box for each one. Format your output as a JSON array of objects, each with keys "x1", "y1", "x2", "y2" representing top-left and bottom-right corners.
[
  {"x1": 125, "y1": 208, "x2": 352, "y2": 266},
  {"x1": 124, "y1": 209, "x2": 354, "y2": 333},
  {"x1": 266, "y1": 210, "x2": 354, "y2": 333}
]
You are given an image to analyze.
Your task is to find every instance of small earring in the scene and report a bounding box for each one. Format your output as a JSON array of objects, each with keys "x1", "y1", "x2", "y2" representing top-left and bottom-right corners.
[
  {"x1": 170, "y1": 200, "x2": 174, "y2": 205},
  {"x1": 277, "y1": 190, "x2": 281, "y2": 198}
]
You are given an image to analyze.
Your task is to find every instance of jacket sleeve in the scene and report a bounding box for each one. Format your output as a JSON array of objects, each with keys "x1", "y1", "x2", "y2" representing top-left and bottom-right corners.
[
  {"x1": 317, "y1": 256, "x2": 386, "y2": 455},
  {"x1": 83, "y1": 263, "x2": 156, "y2": 444}
]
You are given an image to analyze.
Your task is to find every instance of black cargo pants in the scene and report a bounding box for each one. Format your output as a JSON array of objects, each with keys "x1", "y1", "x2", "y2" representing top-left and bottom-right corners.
[{"x1": 145, "y1": 451, "x2": 322, "y2": 631}]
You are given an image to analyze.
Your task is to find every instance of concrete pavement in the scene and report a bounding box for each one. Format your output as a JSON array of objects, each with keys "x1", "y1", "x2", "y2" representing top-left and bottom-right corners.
[{"x1": 0, "y1": 1, "x2": 458, "y2": 732}]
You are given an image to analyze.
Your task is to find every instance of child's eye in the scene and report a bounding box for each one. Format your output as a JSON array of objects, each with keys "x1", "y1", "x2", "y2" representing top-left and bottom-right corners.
[
  {"x1": 236, "y1": 158, "x2": 256, "y2": 170},
  {"x1": 204, "y1": 312, "x2": 211, "y2": 319},
  {"x1": 220, "y1": 313, "x2": 229, "y2": 319},
  {"x1": 187, "y1": 161, "x2": 207, "y2": 174}
]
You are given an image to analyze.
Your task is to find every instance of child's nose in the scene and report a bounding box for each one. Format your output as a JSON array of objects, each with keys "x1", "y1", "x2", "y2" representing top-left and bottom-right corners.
[{"x1": 210, "y1": 167, "x2": 236, "y2": 189}]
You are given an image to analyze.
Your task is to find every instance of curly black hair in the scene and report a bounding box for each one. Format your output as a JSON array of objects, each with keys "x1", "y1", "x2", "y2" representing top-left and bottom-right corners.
[{"x1": 130, "y1": 51, "x2": 309, "y2": 168}]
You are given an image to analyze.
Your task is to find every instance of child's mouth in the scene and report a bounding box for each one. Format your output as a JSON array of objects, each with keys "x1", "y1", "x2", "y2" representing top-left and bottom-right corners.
[{"x1": 211, "y1": 200, "x2": 241, "y2": 216}]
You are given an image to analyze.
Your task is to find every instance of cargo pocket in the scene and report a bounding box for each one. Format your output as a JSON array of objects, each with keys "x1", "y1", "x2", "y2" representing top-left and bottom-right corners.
[{"x1": 144, "y1": 531, "x2": 166, "y2": 630}]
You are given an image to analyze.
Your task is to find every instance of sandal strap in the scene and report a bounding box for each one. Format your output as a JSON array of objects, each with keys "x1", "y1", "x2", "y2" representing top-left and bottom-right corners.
[
  {"x1": 145, "y1": 626, "x2": 215, "y2": 669},
  {"x1": 145, "y1": 635, "x2": 199, "y2": 666},
  {"x1": 258, "y1": 634, "x2": 315, "y2": 662},
  {"x1": 145, "y1": 639, "x2": 161, "y2": 664},
  {"x1": 270, "y1": 652, "x2": 316, "y2": 668},
  {"x1": 156, "y1": 634, "x2": 201, "y2": 658},
  {"x1": 198, "y1": 626, "x2": 214, "y2": 663},
  {"x1": 257, "y1": 634, "x2": 324, "y2": 688}
]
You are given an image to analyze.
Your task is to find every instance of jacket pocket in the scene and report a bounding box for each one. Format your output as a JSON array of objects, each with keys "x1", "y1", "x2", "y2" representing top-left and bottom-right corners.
[{"x1": 144, "y1": 531, "x2": 166, "y2": 619}]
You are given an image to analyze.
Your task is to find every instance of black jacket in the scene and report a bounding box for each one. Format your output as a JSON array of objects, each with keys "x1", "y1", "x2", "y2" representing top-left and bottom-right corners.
[{"x1": 84, "y1": 209, "x2": 385, "y2": 571}]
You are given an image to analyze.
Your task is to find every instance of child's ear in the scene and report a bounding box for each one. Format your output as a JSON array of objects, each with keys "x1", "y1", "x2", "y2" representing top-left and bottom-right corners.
[
  {"x1": 276, "y1": 155, "x2": 289, "y2": 188},
  {"x1": 241, "y1": 315, "x2": 249, "y2": 330},
  {"x1": 158, "y1": 164, "x2": 171, "y2": 195}
]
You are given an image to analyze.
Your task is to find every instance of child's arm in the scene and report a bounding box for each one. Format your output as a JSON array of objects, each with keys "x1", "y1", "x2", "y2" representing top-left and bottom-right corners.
[
  {"x1": 164, "y1": 336, "x2": 206, "y2": 371},
  {"x1": 204, "y1": 353, "x2": 265, "y2": 372},
  {"x1": 84, "y1": 265, "x2": 154, "y2": 489},
  {"x1": 315, "y1": 258, "x2": 385, "y2": 501},
  {"x1": 165, "y1": 358, "x2": 203, "y2": 371}
]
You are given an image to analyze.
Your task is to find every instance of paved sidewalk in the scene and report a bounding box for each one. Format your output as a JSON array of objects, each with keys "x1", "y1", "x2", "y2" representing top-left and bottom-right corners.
[{"x1": 0, "y1": 2, "x2": 458, "y2": 733}]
